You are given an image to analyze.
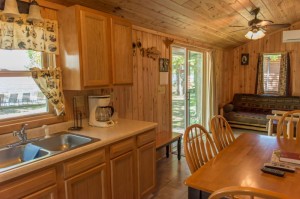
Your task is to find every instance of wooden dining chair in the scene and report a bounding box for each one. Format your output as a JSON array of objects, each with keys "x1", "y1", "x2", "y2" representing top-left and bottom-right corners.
[
  {"x1": 277, "y1": 110, "x2": 300, "y2": 140},
  {"x1": 183, "y1": 124, "x2": 218, "y2": 173},
  {"x1": 209, "y1": 186, "x2": 287, "y2": 199},
  {"x1": 210, "y1": 115, "x2": 235, "y2": 151}
]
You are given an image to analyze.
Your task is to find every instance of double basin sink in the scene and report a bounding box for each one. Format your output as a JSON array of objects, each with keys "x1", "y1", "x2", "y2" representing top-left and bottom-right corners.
[{"x1": 0, "y1": 132, "x2": 99, "y2": 172}]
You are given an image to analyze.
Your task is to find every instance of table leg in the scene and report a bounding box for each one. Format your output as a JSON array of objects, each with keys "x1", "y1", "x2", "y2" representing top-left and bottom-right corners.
[
  {"x1": 177, "y1": 137, "x2": 181, "y2": 160},
  {"x1": 188, "y1": 187, "x2": 210, "y2": 199},
  {"x1": 268, "y1": 119, "x2": 273, "y2": 136},
  {"x1": 166, "y1": 145, "x2": 169, "y2": 158}
]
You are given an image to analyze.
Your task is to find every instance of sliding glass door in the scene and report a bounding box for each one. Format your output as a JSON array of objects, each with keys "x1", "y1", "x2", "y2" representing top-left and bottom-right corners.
[{"x1": 171, "y1": 46, "x2": 203, "y2": 133}]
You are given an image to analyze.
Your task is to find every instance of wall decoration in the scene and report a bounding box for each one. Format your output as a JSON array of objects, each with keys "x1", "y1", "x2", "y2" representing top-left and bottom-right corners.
[
  {"x1": 163, "y1": 37, "x2": 174, "y2": 49},
  {"x1": 141, "y1": 47, "x2": 161, "y2": 60},
  {"x1": 159, "y1": 58, "x2": 169, "y2": 72},
  {"x1": 241, "y1": 53, "x2": 249, "y2": 65}
]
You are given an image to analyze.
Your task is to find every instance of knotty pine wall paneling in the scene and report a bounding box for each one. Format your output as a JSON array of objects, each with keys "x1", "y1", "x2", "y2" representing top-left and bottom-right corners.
[
  {"x1": 39, "y1": 1, "x2": 225, "y2": 135},
  {"x1": 112, "y1": 29, "x2": 171, "y2": 133},
  {"x1": 222, "y1": 21, "x2": 300, "y2": 105}
]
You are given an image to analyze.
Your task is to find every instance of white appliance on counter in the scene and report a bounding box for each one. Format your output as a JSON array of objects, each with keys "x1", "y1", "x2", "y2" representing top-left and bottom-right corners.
[{"x1": 88, "y1": 95, "x2": 115, "y2": 128}]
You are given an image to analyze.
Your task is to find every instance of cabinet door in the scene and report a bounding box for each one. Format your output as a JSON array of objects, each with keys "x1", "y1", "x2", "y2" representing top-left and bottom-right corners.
[
  {"x1": 137, "y1": 142, "x2": 156, "y2": 198},
  {"x1": 23, "y1": 185, "x2": 57, "y2": 199},
  {"x1": 65, "y1": 164, "x2": 108, "y2": 199},
  {"x1": 0, "y1": 168, "x2": 56, "y2": 199},
  {"x1": 111, "y1": 18, "x2": 133, "y2": 84},
  {"x1": 80, "y1": 10, "x2": 111, "y2": 88},
  {"x1": 110, "y1": 151, "x2": 135, "y2": 199}
]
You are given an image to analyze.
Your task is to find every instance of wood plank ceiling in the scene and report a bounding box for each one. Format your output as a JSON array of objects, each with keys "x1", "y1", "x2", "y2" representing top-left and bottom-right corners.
[{"x1": 48, "y1": 0, "x2": 300, "y2": 48}]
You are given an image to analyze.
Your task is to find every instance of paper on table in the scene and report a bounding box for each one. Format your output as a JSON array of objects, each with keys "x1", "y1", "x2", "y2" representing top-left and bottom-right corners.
[{"x1": 271, "y1": 149, "x2": 300, "y2": 169}]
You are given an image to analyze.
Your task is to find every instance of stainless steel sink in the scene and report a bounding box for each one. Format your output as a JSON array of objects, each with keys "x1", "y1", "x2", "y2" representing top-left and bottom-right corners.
[
  {"x1": 0, "y1": 132, "x2": 99, "y2": 172},
  {"x1": 32, "y1": 133, "x2": 97, "y2": 152},
  {"x1": 0, "y1": 145, "x2": 50, "y2": 172}
]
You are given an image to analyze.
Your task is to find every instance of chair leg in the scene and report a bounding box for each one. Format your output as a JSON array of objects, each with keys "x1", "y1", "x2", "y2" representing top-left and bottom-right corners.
[{"x1": 177, "y1": 137, "x2": 181, "y2": 160}]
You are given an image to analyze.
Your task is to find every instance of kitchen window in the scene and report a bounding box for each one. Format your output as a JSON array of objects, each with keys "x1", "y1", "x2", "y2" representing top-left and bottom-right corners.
[{"x1": 0, "y1": 49, "x2": 55, "y2": 120}]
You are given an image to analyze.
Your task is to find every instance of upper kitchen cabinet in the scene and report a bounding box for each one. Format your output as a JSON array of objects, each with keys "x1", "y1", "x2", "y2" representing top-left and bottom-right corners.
[
  {"x1": 58, "y1": 6, "x2": 111, "y2": 90},
  {"x1": 58, "y1": 6, "x2": 133, "y2": 90},
  {"x1": 111, "y1": 17, "x2": 133, "y2": 84}
]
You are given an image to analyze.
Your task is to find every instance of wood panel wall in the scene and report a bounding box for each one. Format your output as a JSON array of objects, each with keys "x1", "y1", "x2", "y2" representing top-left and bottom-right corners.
[
  {"x1": 112, "y1": 29, "x2": 171, "y2": 133},
  {"x1": 35, "y1": 1, "x2": 225, "y2": 135},
  {"x1": 220, "y1": 21, "x2": 300, "y2": 106}
]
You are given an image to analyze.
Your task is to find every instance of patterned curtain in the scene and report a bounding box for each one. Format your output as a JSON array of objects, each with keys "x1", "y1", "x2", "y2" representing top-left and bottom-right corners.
[
  {"x1": 255, "y1": 54, "x2": 264, "y2": 94},
  {"x1": 30, "y1": 67, "x2": 65, "y2": 116},
  {"x1": 278, "y1": 52, "x2": 290, "y2": 96},
  {"x1": 0, "y1": 13, "x2": 59, "y2": 54}
]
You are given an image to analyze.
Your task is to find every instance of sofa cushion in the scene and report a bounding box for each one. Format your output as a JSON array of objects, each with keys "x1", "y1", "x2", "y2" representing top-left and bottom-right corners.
[{"x1": 225, "y1": 111, "x2": 269, "y2": 126}]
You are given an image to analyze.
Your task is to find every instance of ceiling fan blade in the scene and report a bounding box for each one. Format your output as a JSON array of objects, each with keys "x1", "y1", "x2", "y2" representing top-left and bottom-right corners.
[
  {"x1": 263, "y1": 23, "x2": 291, "y2": 29},
  {"x1": 257, "y1": 20, "x2": 274, "y2": 26},
  {"x1": 229, "y1": 25, "x2": 247, "y2": 28},
  {"x1": 229, "y1": 28, "x2": 249, "y2": 33}
]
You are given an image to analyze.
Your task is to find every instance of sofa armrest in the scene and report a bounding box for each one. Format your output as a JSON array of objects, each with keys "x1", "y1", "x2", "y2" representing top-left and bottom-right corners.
[
  {"x1": 223, "y1": 104, "x2": 234, "y2": 113},
  {"x1": 220, "y1": 103, "x2": 234, "y2": 116}
]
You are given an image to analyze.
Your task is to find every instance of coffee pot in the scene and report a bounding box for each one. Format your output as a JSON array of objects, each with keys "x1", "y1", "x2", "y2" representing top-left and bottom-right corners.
[
  {"x1": 95, "y1": 106, "x2": 114, "y2": 122},
  {"x1": 88, "y1": 95, "x2": 115, "y2": 127}
]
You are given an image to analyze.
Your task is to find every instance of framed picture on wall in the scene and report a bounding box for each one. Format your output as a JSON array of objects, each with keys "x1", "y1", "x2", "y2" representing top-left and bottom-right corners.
[
  {"x1": 241, "y1": 53, "x2": 249, "y2": 65},
  {"x1": 159, "y1": 58, "x2": 169, "y2": 72}
]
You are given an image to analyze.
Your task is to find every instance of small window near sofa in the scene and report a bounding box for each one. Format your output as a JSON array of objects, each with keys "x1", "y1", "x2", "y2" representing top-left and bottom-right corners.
[
  {"x1": 0, "y1": 50, "x2": 53, "y2": 120},
  {"x1": 263, "y1": 54, "x2": 281, "y2": 94}
]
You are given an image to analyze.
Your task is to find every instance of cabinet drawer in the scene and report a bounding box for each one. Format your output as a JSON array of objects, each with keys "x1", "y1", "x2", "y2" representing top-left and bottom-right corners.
[
  {"x1": 0, "y1": 168, "x2": 56, "y2": 199},
  {"x1": 110, "y1": 137, "x2": 135, "y2": 159},
  {"x1": 64, "y1": 149, "x2": 105, "y2": 179},
  {"x1": 137, "y1": 129, "x2": 156, "y2": 147}
]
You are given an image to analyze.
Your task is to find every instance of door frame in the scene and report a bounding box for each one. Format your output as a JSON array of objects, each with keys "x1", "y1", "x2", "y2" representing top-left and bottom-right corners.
[{"x1": 169, "y1": 44, "x2": 207, "y2": 133}]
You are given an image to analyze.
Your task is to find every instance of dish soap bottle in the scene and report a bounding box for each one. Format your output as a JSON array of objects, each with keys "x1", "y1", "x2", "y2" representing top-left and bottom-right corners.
[{"x1": 42, "y1": 125, "x2": 50, "y2": 138}]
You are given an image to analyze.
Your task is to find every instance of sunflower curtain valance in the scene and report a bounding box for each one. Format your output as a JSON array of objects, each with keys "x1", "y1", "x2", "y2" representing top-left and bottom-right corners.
[
  {"x1": 30, "y1": 67, "x2": 65, "y2": 116},
  {"x1": 0, "y1": 13, "x2": 59, "y2": 54}
]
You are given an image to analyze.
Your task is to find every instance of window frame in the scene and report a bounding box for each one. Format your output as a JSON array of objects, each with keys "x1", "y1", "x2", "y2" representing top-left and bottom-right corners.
[
  {"x1": 262, "y1": 53, "x2": 281, "y2": 95},
  {"x1": 0, "y1": 52, "x2": 65, "y2": 135}
]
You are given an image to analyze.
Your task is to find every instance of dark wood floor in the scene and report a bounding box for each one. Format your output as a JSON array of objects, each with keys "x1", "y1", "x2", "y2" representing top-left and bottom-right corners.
[{"x1": 147, "y1": 154, "x2": 190, "y2": 199}]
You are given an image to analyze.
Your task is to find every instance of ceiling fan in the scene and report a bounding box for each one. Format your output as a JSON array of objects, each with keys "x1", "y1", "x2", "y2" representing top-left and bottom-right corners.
[{"x1": 230, "y1": 7, "x2": 291, "y2": 40}]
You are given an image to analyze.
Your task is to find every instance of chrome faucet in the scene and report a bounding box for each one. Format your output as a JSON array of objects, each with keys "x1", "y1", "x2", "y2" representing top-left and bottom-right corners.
[{"x1": 13, "y1": 124, "x2": 28, "y2": 143}]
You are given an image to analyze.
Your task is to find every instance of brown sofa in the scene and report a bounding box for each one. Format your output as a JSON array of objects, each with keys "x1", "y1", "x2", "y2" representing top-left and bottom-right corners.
[{"x1": 221, "y1": 94, "x2": 300, "y2": 132}]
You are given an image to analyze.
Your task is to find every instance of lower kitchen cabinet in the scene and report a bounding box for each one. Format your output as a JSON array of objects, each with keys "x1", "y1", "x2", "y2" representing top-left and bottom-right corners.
[
  {"x1": 0, "y1": 127, "x2": 157, "y2": 199},
  {"x1": 23, "y1": 185, "x2": 58, "y2": 199},
  {"x1": 137, "y1": 142, "x2": 156, "y2": 198},
  {"x1": 65, "y1": 164, "x2": 107, "y2": 199},
  {"x1": 0, "y1": 168, "x2": 57, "y2": 199},
  {"x1": 110, "y1": 151, "x2": 135, "y2": 199}
]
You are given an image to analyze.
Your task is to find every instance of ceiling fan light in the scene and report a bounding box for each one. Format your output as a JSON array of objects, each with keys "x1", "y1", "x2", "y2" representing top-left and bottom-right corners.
[
  {"x1": 245, "y1": 30, "x2": 265, "y2": 40},
  {"x1": 245, "y1": 31, "x2": 254, "y2": 39},
  {"x1": 256, "y1": 30, "x2": 265, "y2": 39}
]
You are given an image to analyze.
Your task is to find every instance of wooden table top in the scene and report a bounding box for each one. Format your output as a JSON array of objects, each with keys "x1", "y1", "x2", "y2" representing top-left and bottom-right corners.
[
  {"x1": 156, "y1": 132, "x2": 182, "y2": 148},
  {"x1": 185, "y1": 133, "x2": 300, "y2": 198}
]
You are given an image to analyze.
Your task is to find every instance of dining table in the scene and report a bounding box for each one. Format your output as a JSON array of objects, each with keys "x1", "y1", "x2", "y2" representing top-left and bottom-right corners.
[{"x1": 184, "y1": 133, "x2": 300, "y2": 199}]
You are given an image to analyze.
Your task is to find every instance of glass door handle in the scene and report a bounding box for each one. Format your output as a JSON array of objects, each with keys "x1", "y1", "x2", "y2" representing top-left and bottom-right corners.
[{"x1": 187, "y1": 91, "x2": 190, "y2": 100}]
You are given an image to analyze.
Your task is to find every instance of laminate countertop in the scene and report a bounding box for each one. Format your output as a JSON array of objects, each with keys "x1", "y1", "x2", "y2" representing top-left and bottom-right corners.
[{"x1": 0, "y1": 119, "x2": 157, "y2": 183}]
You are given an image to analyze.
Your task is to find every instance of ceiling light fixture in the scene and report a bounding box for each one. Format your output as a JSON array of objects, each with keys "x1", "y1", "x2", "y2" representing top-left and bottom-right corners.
[
  {"x1": 245, "y1": 27, "x2": 265, "y2": 40},
  {"x1": 2, "y1": 0, "x2": 20, "y2": 18},
  {"x1": 27, "y1": 0, "x2": 44, "y2": 23}
]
